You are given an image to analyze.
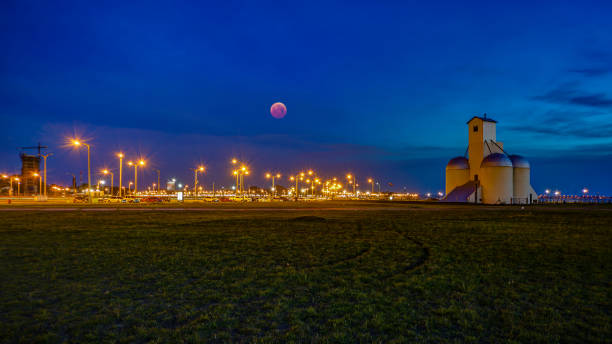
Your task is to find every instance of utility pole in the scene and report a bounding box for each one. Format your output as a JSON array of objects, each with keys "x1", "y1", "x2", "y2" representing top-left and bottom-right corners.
[
  {"x1": 41, "y1": 153, "x2": 52, "y2": 199},
  {"x1": 117, "y1": 153, "x2": 123, "y2": 197}
]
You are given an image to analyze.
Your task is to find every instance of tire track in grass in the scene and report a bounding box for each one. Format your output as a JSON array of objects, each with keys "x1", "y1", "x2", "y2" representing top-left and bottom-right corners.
[
  {"x1": 301, "y1": 223, "x2": 372, "y2": 269},
  {"x1": 380, "y1": 223, "x2": 431, "y2": 280}
]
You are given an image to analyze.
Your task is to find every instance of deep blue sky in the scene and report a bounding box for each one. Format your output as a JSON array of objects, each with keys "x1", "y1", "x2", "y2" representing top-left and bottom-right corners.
[{"x1": 2, "y1": 1, "x2": 611, "y2": 194}]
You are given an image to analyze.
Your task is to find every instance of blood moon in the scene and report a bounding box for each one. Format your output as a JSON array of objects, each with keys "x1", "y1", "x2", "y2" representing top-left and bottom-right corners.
[{"x1": 270, "y1": 102, "x2": 287, "y2": 119}]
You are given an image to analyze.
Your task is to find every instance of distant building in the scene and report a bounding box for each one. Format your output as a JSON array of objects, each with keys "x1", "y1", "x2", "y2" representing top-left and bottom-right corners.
[
  {"x1": 166, "y1": 179, "x2": 176, "y2": 191},
  {"x1": 444, "y1": 114, "x2": 537, "y2": 204},
  {"x1": 20, "y1": 153, "x2": 40, "y2": 195}
]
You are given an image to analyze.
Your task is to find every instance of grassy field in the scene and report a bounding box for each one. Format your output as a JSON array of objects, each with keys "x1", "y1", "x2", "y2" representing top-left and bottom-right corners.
[{"x1": 0, "y1": 203, "x2": 610, "y2": 343}]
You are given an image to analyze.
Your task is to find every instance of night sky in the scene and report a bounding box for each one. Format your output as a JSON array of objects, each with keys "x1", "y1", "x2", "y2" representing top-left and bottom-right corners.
[{"x1": 2, "y1": 1, "x2": 611, "y2": 194}]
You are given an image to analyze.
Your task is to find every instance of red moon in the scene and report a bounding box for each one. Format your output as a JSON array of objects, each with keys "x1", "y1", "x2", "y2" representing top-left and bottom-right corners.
[{"x1": 270, "y1": 102, "x2": 287, "y2": 119}]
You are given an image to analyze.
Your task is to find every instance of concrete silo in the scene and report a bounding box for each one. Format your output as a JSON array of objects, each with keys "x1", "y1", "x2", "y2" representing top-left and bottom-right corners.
[
  {"x1": 443, "y1": 114, "x2": 538, "y2": 204},
  {"x1": 445, "y1": 157, "x2": 470, "y2": 195},
  {"x1": 480, "y1": 153, "x2": 513, "y2": 204},
  {"x1": 509, "y1": 155, "x2": 531, "y2": 204}
]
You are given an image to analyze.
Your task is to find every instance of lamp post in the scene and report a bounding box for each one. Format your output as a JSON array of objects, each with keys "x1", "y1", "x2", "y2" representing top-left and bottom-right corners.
[
  {"x1": 2, "y1": 175, "x2": 14, "y2": 196},
  {"x1": 240, "y1": 168, "x2": 245, "y2": 196},
  {"x1": 33, "y1": 172, "x2": 41, "y2": 198},
  {"x1": 307, "y1": 170, "x2": 314, "y2": 196},
  {"x1": 240, "y1": 166, "x2": 247, "y2": 195},
  {"x1": 128, "y1": 181, "x2": 133, "y2": 194},
  {"x1": 265, "y1": 173, "x2": 281, "y2": 197},
  {"x1": 102, "y1": 169, "x2": 114, "y2": 196},
  {"x1": 41, "y1": 153, "x2": 52, "y2": 199},
  {"x1": 231, "y1": 159, "x2": 239, "y2": 195},
  {"x1": 290, "y1": 176, "x2": 296, "y2": 200},
  {"x1": 128, "y1": 159, "x2": 145, "y2": 194},
  {"x1": 231, "y1": 160, "x2": 250, "y2": 199},
  {"x1": 231, "y1": 159, "x2": 249, "y2": 196},
  {"x1": 368, "y1": 178, "x2": 374, "y2": 194},
  {"x1": 290, "y1": 173, "x2": 304, "y2": 201},
  {"x1": 2, "y1": 175, "x2": 9, "y2": 196},
  {"x1": 98, "y1": 180, "x2": 106, "y2": 193},
  {"x1": 347, "y1": 174, "x2": 356, "y2": 196},
  {"x1": 117, "y1": 153, "x2": 123, "y2": 197},
  {"x1": 192, "y1": 166, "x2": 205, "y2": 198},
  {"x1": 72, "y1": 140, "x2": 92, "y2": 203},
  {"x1": 233, "y1": 170, "x2": 239, "y2": 196}
]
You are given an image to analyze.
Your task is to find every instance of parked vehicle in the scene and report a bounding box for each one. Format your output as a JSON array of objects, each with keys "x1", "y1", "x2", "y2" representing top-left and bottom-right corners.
[
  {"x1": 73, "y1": 195, "x2": 88, "y2": 203},
  {"x1": 142, "y1": 197, "x2": 163, "y2": 203}
]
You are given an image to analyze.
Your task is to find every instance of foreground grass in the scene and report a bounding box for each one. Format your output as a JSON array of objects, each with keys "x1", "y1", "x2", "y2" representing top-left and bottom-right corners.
[{"x1": 0, "y1": 205, "x2": 610, "y2": 342}]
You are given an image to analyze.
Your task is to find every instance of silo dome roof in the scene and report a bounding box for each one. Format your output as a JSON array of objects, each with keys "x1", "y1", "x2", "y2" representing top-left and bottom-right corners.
[
  {"x1": 509, "y1": 154, "x2": 530, "y2": 168},
  {"x1": 480, "y1": 153, "x2": 512, "y2": 168},
  {"x1": 446, "y1": 156, "x2": 469, "y2": 170}
]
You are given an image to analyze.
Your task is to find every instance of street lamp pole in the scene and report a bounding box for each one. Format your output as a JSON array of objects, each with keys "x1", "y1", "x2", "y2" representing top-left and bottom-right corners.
[
  {"x1": 33, "y1": 172, "x2": 41, "y2": 198},
  {"x1": 193, "y1": 166, "x2": 205, "y2": 198},
  {"x1": 41, "y1": 153, "x2": 52, "y2": 199},
  {"x1": 85, "y1": 144, "x2": 91, "y2": 203},
  {"x1": 266, "y1": 173, "x2": 281, "y2": 197},
  {"x1": 194, "y1": 169, "x2": 198, "y2": 197},
  {"x1": 72, "y1": 140, "x2": 91, "y2": 203},
  {"x1": 117, "y1": 153, "x2": 123, "y2": 197},
  {"x1": 128, "y1": 160, "x2": 145, "y2": 194},
  {"x1": 102, "y1": 170, "x2": 114, "y2": 196}
]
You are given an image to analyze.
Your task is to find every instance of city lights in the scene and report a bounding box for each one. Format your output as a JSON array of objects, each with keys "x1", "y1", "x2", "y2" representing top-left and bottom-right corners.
[{"x1": 2, "y1": 138, "x2": 605, "y2": 204}]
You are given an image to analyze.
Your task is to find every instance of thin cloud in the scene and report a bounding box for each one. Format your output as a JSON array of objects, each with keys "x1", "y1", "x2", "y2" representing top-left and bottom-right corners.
[
  {"x1": 532, "y1": 83, "x2": 612, "y2": 109},
  {"x1": 508, "y1": 114, "x2": 612, "y2": 139}
]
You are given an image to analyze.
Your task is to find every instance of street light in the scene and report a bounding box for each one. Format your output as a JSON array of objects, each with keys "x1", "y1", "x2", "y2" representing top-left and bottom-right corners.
[
  {"x1": 193, "y1": 166, "x2": 205, "y2": 198},
  {"x1": 102, "y1": 169, "x2": 114, "y2": 196},
  {"x1": 72, "y1": 140, "x2": 92, "y2": 203},
  {"x1": 289, "y1": 174, "x2": 304, "y2": 201},
  {"x1": 1, "y1": 174, "x2": 17, "y2": 197},
  {"x1": 117, "y1": 153, "x2": 124, "y2": 197},
  {"x1": 232, "y1": 170, "x2": 239, "y2": 195},
  {"x1": 265, "y1": 172, "x2": 281, "y2": 197},
  {"x1": 128, "y1": 159, "x2": 145, "y2": 194},
  {"x1": 368, "y1": 178, "x2": 374, "y2": 194},
  {"x1": 241, "y1": 165, "x2": 247, "y2": 196},
  {"x1": 346, "y1": 174, "x2": 356, "y2": 195},
  {"x1": 32, "y1": 172, "x2": 41, "y2": 198},
  {"x1": 231, "y1": 159, "x2": 250, "y2": 198}
]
